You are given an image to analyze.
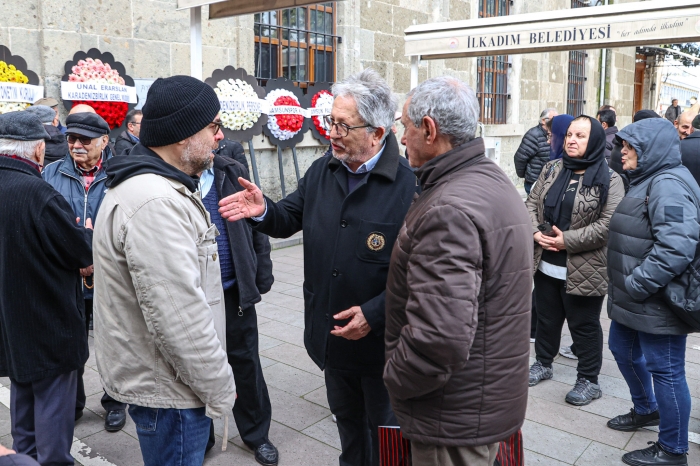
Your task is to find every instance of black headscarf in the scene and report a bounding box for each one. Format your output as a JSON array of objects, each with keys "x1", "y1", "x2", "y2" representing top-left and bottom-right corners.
[{"x1": 544, "y1": 116, "x2": 610, "y2": 226}]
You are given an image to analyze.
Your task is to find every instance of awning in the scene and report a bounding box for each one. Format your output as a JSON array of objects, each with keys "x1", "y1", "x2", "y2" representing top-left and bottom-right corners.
[{"x1": 404, "y1": 0, "x2": 700, "y2": 60}]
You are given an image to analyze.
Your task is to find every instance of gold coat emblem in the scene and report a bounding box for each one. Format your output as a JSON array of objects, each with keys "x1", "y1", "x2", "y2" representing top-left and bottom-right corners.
[{"x1": 366, "y1": 232, "x2": 386, "y2": 252}]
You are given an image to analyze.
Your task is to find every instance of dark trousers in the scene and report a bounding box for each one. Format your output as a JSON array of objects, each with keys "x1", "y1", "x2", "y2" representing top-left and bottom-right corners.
[
  {"x1": 534, "y1": 271, "x2": 604, "y2": 382},
  {"x1": 76, "y1": 299, "x2": 125, "y2": 417},
  {"x1": 325, "y1": 368, "x2": 398, "y2": 466},
  {"x1": 10, "y1": 371, "x2": 77, "y2": 466},
  {"x1": 208, "y1": 286, "x2": 272, "y2": 451},
  {"x1": 530, "y1": 290, "x2": 537, "y2": 339}
]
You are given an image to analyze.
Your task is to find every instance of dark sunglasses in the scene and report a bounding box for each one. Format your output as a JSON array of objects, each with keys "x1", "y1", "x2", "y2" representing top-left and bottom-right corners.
[{"x1": 66, "y1": 134, "x2": 95, "y2": 146}]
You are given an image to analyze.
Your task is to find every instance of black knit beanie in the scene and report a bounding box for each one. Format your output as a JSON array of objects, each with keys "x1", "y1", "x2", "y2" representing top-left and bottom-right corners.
[{"x1": 140, "y1": 75, "x2": 220, "y2": 147}]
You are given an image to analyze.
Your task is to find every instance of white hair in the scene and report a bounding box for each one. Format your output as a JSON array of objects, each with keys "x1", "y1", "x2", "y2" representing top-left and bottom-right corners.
[
  {"x1": 406, "y1": 76, "x2": 480, "y2": 146},
  {"x1": 0, "y1": 138, "x2": 43, "y2": 159},
  {"x1": 540, "y1": 107, "x2": 558, "y2": 119},
  {"x1": 331, "y1": 68, "x2": 397, "y2": 141}
]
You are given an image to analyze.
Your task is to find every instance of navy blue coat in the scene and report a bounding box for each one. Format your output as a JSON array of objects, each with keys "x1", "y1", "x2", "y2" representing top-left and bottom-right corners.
[
  {"x1": 252, "y1": 133, "x2": 417, "y2": 375},
  {"x1": 42, "y1": 147, "x2": 113, "y2": 299},
  {"x1": 0, "y1": 156, "x2": 92, "y2": 382}
]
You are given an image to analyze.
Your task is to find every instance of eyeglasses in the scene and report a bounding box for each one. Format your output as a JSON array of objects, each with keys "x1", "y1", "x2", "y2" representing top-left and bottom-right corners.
[
  {"x1": 210, "y1": 120, "x2": 223, "y2": 135},
  {"x1": 67, "y1": 134, "x2": 95, "y2": 146},
  {"x1": 323, "y1": 116, "x2": 374, "y2": 138}
]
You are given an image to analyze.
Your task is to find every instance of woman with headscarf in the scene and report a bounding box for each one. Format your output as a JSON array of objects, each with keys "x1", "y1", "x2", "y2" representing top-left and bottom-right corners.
[
  {"x1": 549, "y1": 114, "x2": 575, "y2": 160},
  {"x1": 605, "y1": 118, "x2": 700, "y2": 466},
  {"x1": 525, "y1": 116, "x2": 625, "y2": 405}
]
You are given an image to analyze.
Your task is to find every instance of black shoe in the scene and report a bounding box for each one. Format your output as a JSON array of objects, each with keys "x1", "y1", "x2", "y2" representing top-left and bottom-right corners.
[
  {"x1": 104, "y1": 409, "x2": 126, "y2": 432},
  {"x1": 622, "y1": 442, "x2": 687, "y2": 466},
  {"x1": 608, "y1": 408, "x2": 660, "y2": 432},
  {"x1": 252, "y1": 442, "x2": 279, "y2": 466},
  {"x1": 75, "y1": 410, "x2": 84, "y2": 422}
]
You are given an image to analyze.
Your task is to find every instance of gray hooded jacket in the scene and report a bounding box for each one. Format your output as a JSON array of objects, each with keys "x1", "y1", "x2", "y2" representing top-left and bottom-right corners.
[{"x1": 607, "y1": 118, "x2": 700, "y2": 334}]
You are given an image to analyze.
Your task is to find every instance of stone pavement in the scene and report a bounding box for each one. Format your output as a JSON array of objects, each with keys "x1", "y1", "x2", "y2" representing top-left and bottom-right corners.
[{"x1": 1, "y1": 242, "x2": 700, "y2": 465}]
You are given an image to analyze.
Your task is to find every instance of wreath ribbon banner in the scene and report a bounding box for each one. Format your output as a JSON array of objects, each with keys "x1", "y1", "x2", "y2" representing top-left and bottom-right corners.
[
  {"x1": 216, "y1": 98, "x2": 333, "y2": 119},
  {"x1": 60, "y1": 81, "x2": 137, "y2": 103},
  {"x1": 0, "y1": 82, "x2": 44, "y2": 103}
]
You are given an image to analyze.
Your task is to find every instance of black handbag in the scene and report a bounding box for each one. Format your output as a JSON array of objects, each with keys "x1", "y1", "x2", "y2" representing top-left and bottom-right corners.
[{"x1": 645, "y1": 173, "x2": 700, "y2": 331}]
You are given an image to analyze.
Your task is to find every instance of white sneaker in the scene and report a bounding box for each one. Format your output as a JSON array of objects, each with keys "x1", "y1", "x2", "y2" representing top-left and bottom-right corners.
[{"x1": 559, "y1": 345, "x2": 578, "y2": 360}]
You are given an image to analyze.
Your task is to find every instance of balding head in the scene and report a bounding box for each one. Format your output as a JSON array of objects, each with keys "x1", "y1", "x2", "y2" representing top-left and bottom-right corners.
[
  {"x1": 69, "y1": 104, "x2": 96, "y2": 115},
  {"x1": 675, "y1": 110, "x2": 697, "y2": 140}
]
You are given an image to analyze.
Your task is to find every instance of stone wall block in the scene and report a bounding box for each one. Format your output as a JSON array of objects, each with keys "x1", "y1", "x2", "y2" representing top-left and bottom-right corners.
[
  {"x1": 391, "y1": 6, "x2": 428, "y2": 36},
  {"x1": 0, "y1": 29, "x2": 8, "y2": 50},
  {"x1": 360, "y1": 2, "x2": 393, "y2": 35},
  {"x1": 521, "y1": 59, "x2": 538, "y2": 82},
  {"x1": 399, "y1": 0, "x2": 431, "y2": 15},
  {"x1": 203, "y1": 16, "x2": 240, "y2": 49},
  {"x1": 203, "y1": 46, "x2": 231, "y2": 78},
  {"x1": 7, "y1": 29, "x2": 42, "y2": 75},
  {"x1": 393, "y1": 63, "x2": 410, "y2": 93},
  {"x1": 42, "y1": 29, "x2": 82, "y2": 76},
  {"x1": 0, "y1": 0, "x2": 39, "y2": 29},
  {"x1": 359, "y1": 29, "x2": 375, "y2": 62},
  {"x1": 40, "y1": 0, "x2": 80, "y2": 32},
  {"x1": 448, "y1": 0, "x2": 471, "y2": 21},
  {"x1": 133, "y1": 40, "x2": 170, "y2": 79},
  {"x1": 133, "y1": 1, "x2": 189, "y2": 43},
  {"x1": 443, "y1": 57, "x2": 470, "y2": 71},
  {"x1": 373, "y1": 32, "x2": 404, "y2": 64},
  {"x1": 171, "y1": 43, "x2": 190, "y2": 76},
  {"x1": 80, "y1": 0, "x2": 132, "y2": 38},
  {"x1": 97, "y1": 37, "x2": 134, "y2": 74}
]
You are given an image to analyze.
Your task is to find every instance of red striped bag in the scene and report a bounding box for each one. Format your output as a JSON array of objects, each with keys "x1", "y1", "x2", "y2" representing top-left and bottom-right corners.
[
  {"x1": 494, "y1": 429, "x2": 524, "y2": 466},
  {"x1": 378, "y1": 426, "x2": 411, "y2": 466}
]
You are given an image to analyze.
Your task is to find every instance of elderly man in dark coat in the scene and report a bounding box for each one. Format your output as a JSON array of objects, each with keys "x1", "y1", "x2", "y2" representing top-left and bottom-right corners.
[
  {"x1": 25, "y1": 104, "x2": 68, "y2": 165},
  {"x1": 0, "y1": 111, "x2": 93, "y2": 465},
  {"x1": 219, "y1": 68, "x2": 418, "y2": 466}
]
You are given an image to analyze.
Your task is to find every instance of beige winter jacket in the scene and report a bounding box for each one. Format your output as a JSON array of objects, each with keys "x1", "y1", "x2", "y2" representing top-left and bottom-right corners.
[
  {"x1": 526, "y1": 159, "x2": 625, "y2": 296},
  {"x1": 93, "y1": 173, "x2": 236, "y2": 418}
]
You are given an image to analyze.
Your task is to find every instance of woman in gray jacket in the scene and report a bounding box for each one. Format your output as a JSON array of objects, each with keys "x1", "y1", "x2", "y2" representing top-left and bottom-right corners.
[
  {"x1": 606, "y1": 118, "x2": 700, "y2": 466},
  {"x1": 526, "y1": 116, "x2": 624, "y2": 406}
]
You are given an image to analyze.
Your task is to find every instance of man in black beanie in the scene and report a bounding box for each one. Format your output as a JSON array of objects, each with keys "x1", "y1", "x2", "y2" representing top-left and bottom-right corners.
[{"x1": 93, "y1": 76, "x2": 236, "y2": 466}]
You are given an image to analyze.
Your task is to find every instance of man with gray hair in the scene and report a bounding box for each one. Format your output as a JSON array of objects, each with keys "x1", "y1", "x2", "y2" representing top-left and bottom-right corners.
[
  {"x1": 514, "y1": 107, "x2": 558, "y2": 194},
  {"x1": 219, "y1": 68, "x2": 418, "y2": 466},
  {"x1": 384, "y1": 77, "x2": 532, "y2": 466},
  {"x1": 25, "y1": 104, "x2": 68, "y2": 165},
  {"x1": 0, "y1": 111, "x2": 93, "y2": 465}
]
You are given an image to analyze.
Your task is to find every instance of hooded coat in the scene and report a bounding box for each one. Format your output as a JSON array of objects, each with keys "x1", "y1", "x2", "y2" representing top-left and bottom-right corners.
[
  {"x1": 607, "y1": 118, "x2": 700, "y2": 335},
  {"x1": 514, "y1": 124, "x2": 550, "y2": 184}
]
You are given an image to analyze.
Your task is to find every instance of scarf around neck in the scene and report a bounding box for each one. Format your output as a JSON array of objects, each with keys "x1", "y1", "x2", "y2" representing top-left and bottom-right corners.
[{"x1": 543, "y1": 116, "x2": 610, "y2": 226}]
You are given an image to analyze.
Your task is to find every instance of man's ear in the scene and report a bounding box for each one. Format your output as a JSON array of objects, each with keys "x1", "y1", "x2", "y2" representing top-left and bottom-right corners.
[{"x1": 421, "y1": 116, "x2": 438, "y2": 144}]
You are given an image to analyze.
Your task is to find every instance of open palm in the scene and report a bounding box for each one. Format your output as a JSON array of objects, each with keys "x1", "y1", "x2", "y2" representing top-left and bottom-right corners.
[{"x1": 218, "y1": 177, "x2": 266, "y2": 221}]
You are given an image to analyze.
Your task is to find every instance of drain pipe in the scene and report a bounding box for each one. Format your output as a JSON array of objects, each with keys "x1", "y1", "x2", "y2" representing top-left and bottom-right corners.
[{"x1": 598, "y1": 0, "x2": 609, "y2": 108}]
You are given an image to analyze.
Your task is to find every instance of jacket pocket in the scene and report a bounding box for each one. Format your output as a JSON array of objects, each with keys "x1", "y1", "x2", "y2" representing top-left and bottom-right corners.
[
  {"x1": 197, "y1": 224, "x2": 222, "y2": 306},
  {"x1": 355, "y1": 219, "x2": 399, "y2": 264},
  {"x1": 128, "y1": 406, "x2": 159, "y2": 432}
]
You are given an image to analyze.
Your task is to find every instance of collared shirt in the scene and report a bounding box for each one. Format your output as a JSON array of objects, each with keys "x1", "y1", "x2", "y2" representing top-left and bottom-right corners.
[
  {"x1": 74, "y1": 155, "x2": 103, "y2": 191},
  {"x1": 128, "y1": 132, "x2": 140, "y2": 143},
  {"x1": 341, "y1": 144, "x2": 386, "y2": 174},
  {"x1": 253, "y1": 144, "x2": 386, "y2": 221},
  {"x1": 199, "y1": 167, "x2": 215, "y2": 198}
]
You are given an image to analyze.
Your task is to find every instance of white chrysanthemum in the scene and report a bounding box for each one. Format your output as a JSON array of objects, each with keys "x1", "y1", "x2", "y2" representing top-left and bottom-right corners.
[
  {"x1": 215, "y1": 79, "x2": 261, "y2": 131},
  {"x1": 0, "y1": 102, "x2": 29, "y2": 114}
]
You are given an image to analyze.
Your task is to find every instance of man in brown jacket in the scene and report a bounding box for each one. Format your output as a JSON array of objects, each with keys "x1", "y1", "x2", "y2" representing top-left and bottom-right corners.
[{"x1": 384, "y1": 76, "x2": 533, "y2": 466}]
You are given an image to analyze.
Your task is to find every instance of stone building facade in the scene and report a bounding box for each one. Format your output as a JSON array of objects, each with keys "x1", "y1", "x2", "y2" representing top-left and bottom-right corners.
[{"x1": 1, "y1": 0, "x2": 639, "y2": 199}]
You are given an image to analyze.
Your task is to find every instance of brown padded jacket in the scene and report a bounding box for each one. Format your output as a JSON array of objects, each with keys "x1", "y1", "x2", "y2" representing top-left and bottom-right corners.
[
  {"x1": 384, "y1": 139, "x2": 533, "y2": 447},
  {"x1": 526, "y1": 159, "x2": 625, "y2": 296}
]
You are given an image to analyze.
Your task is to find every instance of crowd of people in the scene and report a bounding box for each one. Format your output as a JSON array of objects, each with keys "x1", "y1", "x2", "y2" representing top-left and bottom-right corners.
[
  {"x1": 515, "y1": 101, "x2": 700, "y2": 466},
  {"x1": 0, "y1": 67, "x2": 698, "y2": 466}
]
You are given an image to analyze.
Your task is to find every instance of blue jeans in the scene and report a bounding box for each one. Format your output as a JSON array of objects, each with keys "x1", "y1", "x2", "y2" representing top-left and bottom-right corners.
[
  {"x1": 524, "y1": 182, "x2": 533, "y2": 195},
  {"x1": 608, "y1": 321, "x2": 690, "y2": 454},
  {"x1": 129, "y1": 405, "x2": 211, "y2": 466}
]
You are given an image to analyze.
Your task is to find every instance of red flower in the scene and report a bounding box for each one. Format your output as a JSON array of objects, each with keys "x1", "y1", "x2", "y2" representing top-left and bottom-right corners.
[
  {"x1": 273, "y1": 95, "x2": 304, "y2": 134},
  {"x1": 72, "y1": 100, "x2": 128, "y2": 130}
]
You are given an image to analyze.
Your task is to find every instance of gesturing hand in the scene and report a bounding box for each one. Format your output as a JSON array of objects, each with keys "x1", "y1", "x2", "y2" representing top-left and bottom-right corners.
[
  {"x1": 330, "y1": 306, "x2": 371, "y2": 340},
  {"x1": 218, "y1": 177, "x2": 265, "y2": 221},
  {"x1": 80, "y1": 265, "x2": 94, "y2": 277}
]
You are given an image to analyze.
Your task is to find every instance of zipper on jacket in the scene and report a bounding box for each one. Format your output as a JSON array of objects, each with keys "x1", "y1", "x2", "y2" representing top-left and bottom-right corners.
[{"x1": 60, "y1": 170, "x2": 106, "y2": 225}]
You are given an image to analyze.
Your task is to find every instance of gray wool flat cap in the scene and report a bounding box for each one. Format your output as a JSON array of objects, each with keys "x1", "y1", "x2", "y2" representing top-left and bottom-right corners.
[
  {"x1": 25, "y1": 105, "x2": 56, "y2": 124},
  {"x1": 0, "y1": 111, "x2": 51, "y2": 141}
]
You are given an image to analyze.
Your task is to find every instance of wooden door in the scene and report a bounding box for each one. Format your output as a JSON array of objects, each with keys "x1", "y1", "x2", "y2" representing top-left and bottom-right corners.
[{"x1": 633, "y1": 54, "x2": 646, "y2": 114}]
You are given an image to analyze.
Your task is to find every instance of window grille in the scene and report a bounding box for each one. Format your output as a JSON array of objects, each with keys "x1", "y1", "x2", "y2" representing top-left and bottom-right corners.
[
  {"x1": 567, "y1": 0, "x2": 588, "y2": 116},
  {"x1": 477, "y1": 0, "x2": 509, "y2": 124},
  {"x1": 254, "y1": 3, "x2": 337, "y2": 88}
]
